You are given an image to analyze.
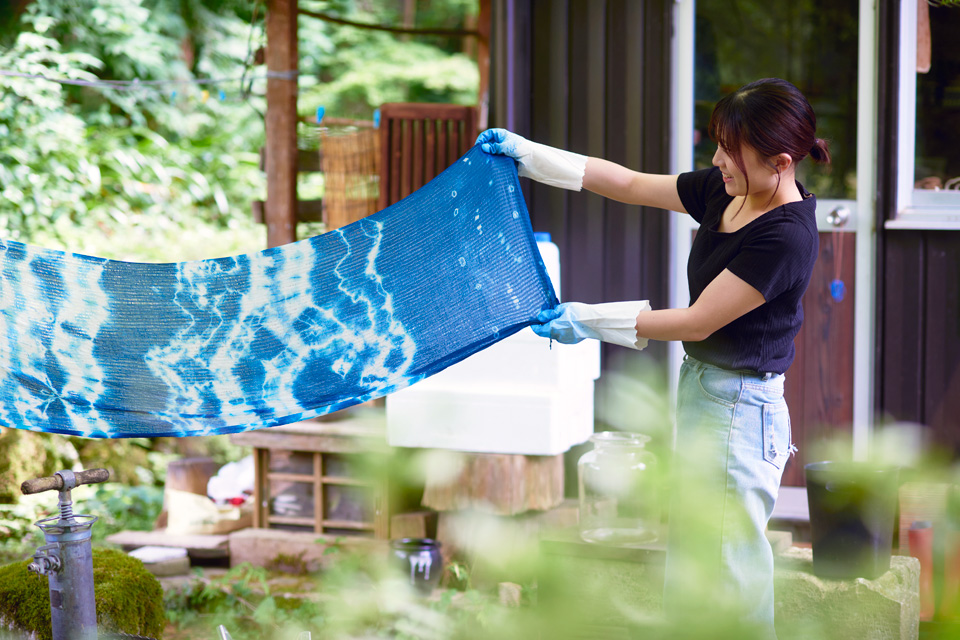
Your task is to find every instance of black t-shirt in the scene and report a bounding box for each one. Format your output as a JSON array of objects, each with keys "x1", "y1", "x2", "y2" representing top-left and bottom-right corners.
[{"x1": 676, "y1": 166, "x2": 819, "y2": 374}]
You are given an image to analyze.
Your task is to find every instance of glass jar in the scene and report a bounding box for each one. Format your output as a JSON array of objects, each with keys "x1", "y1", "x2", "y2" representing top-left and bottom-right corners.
[{"x1": 578, "y1": 431, "x2": 659, "y2": 547}]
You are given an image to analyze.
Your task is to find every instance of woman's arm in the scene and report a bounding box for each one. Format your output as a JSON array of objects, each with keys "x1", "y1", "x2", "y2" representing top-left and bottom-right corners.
[
  {"x1": 477, "y1": 129, "x2": 686, "y2": 211},
  {"x1": 634, "y1": 269, "x2": 765, "y2": 342},
  {"x1": 583, "y1": 158, "x2": 687, "y2": 213}
]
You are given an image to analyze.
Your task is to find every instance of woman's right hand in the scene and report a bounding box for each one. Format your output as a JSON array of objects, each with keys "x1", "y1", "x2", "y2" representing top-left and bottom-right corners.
[
  {"x1": 476, "y1": 128, "x2": 528, "y2": 159},
  {"x1": 475, "y1": 128, "x2": 587, "y2": 191}
]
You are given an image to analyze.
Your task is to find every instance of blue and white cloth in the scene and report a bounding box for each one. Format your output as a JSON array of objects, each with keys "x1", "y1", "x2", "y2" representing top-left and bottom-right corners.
[{"x1": 0, "y1": 147, "x2": 558, "y2": 438}]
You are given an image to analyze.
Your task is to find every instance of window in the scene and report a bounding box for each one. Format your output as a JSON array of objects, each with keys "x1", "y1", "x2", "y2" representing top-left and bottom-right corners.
[
  {"x1": 693, "y1": 0, "x2": 859, "y2": 201},
  {"x1": 893, "y1": 0, "x2": 960, "y2": 227}
]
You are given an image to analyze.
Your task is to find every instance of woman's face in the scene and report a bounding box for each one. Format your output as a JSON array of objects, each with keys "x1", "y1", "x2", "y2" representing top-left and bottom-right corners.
[{"x1": 712, "y1": 143, "x2": 778, "y2": 198}]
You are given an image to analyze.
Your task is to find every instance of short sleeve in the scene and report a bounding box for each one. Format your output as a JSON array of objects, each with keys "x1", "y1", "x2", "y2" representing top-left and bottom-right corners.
[
  {"x1": 727, "y1": 216, "x2": 818, "y2": 301},
  {"x1": 677, "y1": 167, "x2": 725, "y2": 225}
]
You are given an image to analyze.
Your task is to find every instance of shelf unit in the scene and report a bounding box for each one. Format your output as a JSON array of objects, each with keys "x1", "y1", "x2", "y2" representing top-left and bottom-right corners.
[{"x1": 231, "y1": 409, "x2": 389, "y2": 538}]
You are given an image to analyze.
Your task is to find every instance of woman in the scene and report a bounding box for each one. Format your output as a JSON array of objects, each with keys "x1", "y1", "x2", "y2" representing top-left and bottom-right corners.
[{"x1": 478, "y1": 78, "x2": 830, "y2": 637}]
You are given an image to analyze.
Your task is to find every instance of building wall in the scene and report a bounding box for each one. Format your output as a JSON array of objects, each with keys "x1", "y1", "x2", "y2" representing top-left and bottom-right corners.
[{"x1": 488, "y1": 0, "x2": 674, "y2": 374}]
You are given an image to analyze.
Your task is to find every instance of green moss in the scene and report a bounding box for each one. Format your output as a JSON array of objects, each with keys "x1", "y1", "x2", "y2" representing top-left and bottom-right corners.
[{"x1": 0, "y1": 547, "x2": 164, "y2": 640}]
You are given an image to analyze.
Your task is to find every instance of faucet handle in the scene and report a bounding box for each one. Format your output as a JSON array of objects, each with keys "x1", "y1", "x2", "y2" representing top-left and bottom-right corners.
[{"x1": 21, "y1": 468, "x2": 110, "y2": 495}]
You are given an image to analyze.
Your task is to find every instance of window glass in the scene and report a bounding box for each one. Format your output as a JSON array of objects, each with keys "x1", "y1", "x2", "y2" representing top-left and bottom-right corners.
[
  {"x1": 694, "y1": 1, "x2": 859, "y2": 200},
  {"x1": 914, "y1": 5, "x2": 960, "y2": 192}
]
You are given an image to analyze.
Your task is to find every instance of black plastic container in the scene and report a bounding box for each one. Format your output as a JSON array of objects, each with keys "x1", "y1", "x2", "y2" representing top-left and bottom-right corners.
[
  {"x1": 805, "y1": 461, "x2": 900, "y2": 579},
  {"x1": 389, "y1": 538, "x2": 443, "y2": 594}
]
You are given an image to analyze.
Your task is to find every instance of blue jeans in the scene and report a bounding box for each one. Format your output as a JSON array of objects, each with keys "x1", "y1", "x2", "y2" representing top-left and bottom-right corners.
[{"x1": 662, "y1": 356, "x2": 793, "y2": 638}]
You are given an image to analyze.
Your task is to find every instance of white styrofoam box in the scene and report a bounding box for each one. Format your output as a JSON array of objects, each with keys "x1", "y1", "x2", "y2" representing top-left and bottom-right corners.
[
  {"x1": 417, "y1": 328, "x2": 600, "y2": 390},
  {"x1": 386, "y1": 379, "x2": 595, "y2": 455}
]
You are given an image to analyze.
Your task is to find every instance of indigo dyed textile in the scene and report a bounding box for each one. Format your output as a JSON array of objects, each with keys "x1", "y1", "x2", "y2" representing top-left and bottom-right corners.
[{"x1": 0, "y1": 147, "x2": 558, "y2": 438}]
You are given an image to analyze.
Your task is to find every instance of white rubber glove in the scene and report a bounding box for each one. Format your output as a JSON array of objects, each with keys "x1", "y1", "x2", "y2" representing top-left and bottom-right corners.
[
  {"x1": 531, "y1": 301, "x2": 652, "y2": 350},
  {"x1": 476, "y1": 128, "x2": 588, "y2": 191}
]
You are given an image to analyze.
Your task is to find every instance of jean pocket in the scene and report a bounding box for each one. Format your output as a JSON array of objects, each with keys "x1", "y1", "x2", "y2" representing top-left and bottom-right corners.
[
  {"x1": 695, "y1": 367, "x2": 740, "y2": 407},
  {"x1": 762, "y1": 401, "x2": 791, "y2": 469}
]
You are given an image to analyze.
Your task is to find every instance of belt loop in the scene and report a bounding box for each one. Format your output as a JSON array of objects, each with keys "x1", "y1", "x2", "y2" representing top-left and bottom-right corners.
[{"x1": 762, "y1": 371, "x2": 773, "y2": 381}]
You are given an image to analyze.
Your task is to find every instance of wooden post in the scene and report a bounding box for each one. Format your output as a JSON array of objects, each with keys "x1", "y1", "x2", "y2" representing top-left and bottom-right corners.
[
  {"x1": 477, "y1": 0, "x2": 491, "y2": 130},
  {"x1": 265, "y1": 0, "x2": 299, "y2": 247}
]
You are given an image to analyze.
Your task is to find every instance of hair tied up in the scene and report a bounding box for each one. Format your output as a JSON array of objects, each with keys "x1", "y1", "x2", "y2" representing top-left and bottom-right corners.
[{"x1": 810, "y1": 137, "x2": 832, "y2": 165}]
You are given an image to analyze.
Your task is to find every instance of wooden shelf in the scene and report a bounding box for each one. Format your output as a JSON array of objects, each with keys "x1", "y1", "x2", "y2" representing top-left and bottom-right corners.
[
  {"x1": 321, "y1": 476, "x2": 371, "y2": 487},
  {"x1": 265, "y1": 515, "x2": 316, "y2": 527},
  {"x1": 323, "y1": 519, "x2": 374, "y2": 530},
  {"x1": 239, "y1": 410, "x2": 389, "y2": 538},
  {"x1": 266, "y1": 472, "x2": 316, "y2": 483}
]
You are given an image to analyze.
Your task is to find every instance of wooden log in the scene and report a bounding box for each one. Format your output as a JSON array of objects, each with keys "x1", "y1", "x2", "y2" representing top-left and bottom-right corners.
[{"x1": 421, "y1": 452, "x2": 564, "y2": 516}]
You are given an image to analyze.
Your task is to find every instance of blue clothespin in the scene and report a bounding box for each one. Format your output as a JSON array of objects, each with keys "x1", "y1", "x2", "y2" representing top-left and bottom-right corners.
[
  {"x1": 218, "y1": 90, "x2": 226, "y2": 101},
  {"x1": 316, "y1": 106, "x2": 325, "y2": 125},
  {"x1": 373, "y1": 108, "x2": 381, "y2": 129},
  {"x1": 171, "y1": 90, "x2": 177, "y2": 100}
]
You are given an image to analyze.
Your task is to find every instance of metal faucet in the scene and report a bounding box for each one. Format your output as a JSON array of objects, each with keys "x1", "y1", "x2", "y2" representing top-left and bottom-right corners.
[{"x1": 21, "y1": 468, "x2": 110, "y2": 640}]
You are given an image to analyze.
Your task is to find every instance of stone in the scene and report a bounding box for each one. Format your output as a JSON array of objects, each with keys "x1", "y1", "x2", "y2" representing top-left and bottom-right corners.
[
  {"x1": 498, "y1": 582, "x2": 523, "y2": 607},
  {"x1": 774, "y1": 547, "x2": 920, "y2": 640}
]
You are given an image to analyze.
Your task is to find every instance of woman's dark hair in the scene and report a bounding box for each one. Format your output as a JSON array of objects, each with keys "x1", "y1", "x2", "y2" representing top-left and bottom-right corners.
[{"x1": 708, "y1": 78, "x2": 831, "y2": 200}]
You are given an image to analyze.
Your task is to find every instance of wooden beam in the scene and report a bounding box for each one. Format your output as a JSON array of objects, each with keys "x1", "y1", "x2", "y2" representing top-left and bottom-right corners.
[{"x1": 265, "y1": 0, "x2": 299, "y2": 247}]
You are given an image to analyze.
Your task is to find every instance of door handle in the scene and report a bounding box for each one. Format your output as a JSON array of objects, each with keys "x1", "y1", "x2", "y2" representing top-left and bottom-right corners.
[{"x1": 826, "y1": 206, "x2": 850, "y2": 228}]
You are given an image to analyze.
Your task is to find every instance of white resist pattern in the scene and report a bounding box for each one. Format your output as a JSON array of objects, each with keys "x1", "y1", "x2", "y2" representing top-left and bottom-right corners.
[{"x1": 0, "y1": 147, "x2": 558, "y2": 438}]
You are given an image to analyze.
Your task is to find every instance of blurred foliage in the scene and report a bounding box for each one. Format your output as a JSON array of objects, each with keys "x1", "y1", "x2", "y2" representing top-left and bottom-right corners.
[
  {"x1": 0, "y1": 0, "x2": 266, "y2": 253},
  {"x1": 0, "y1": 0, "x2": 478, "y2": 253}
]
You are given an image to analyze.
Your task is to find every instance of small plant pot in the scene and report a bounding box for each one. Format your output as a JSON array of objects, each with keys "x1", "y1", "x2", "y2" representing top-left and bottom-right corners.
[
  {"x1": 389, "y1": 538, "x2": 443, "y2": 594},
  {"x1": 805, "y1": 461, "x2": 900, "y2": 579}
]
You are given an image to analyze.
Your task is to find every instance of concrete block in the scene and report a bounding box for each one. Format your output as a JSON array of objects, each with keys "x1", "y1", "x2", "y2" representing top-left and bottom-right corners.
[
  {"x1": 537, "y1": 528, "x2": 920, "y2": 640},
  {"x1": 774, "y1": 547, "x2": 920, "y2": 640}
]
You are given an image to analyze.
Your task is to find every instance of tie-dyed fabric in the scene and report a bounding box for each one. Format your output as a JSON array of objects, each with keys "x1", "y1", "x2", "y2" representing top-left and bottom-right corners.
[{"x1": 0, "y1": 147, "x2": 558, "y2": 438}]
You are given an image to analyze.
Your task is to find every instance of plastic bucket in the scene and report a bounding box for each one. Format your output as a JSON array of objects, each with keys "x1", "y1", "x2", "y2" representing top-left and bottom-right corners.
[{"x1": 805, "y1": 461, "x2": 900, "y2": 579}]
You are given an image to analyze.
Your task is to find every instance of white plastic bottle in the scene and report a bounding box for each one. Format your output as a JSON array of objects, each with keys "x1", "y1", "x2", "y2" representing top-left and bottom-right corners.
[{"x1": 534, "y1": 232, "x2": 561, "y2": 300}]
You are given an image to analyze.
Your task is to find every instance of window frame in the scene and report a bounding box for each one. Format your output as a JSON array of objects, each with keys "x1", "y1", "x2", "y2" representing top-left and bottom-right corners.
[{"x1": 889, "y1": 0, "x2": 960, "y2": 230}]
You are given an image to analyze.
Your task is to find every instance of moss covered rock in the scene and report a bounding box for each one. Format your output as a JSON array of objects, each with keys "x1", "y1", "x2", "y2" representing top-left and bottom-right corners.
[{"x1": 0, "y1": 547, "x2": 164, "y2": 639}]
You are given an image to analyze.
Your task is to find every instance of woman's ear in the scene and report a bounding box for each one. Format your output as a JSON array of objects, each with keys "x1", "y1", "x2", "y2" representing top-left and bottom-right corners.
[{"x1": 771, "y1": 153, "x2": 793, "y2": 172}]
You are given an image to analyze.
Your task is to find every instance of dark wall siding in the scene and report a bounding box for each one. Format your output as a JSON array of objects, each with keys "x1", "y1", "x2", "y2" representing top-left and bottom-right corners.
[
  {"x1": 874, "y1": 1, "x2": 960, "y2": 457},
  {"x1": 879, "y1": 231, "x2": 960, "y2": 455},
  {"x1": 491, "y1": 0, "x2": 673, "y2": 371}
]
